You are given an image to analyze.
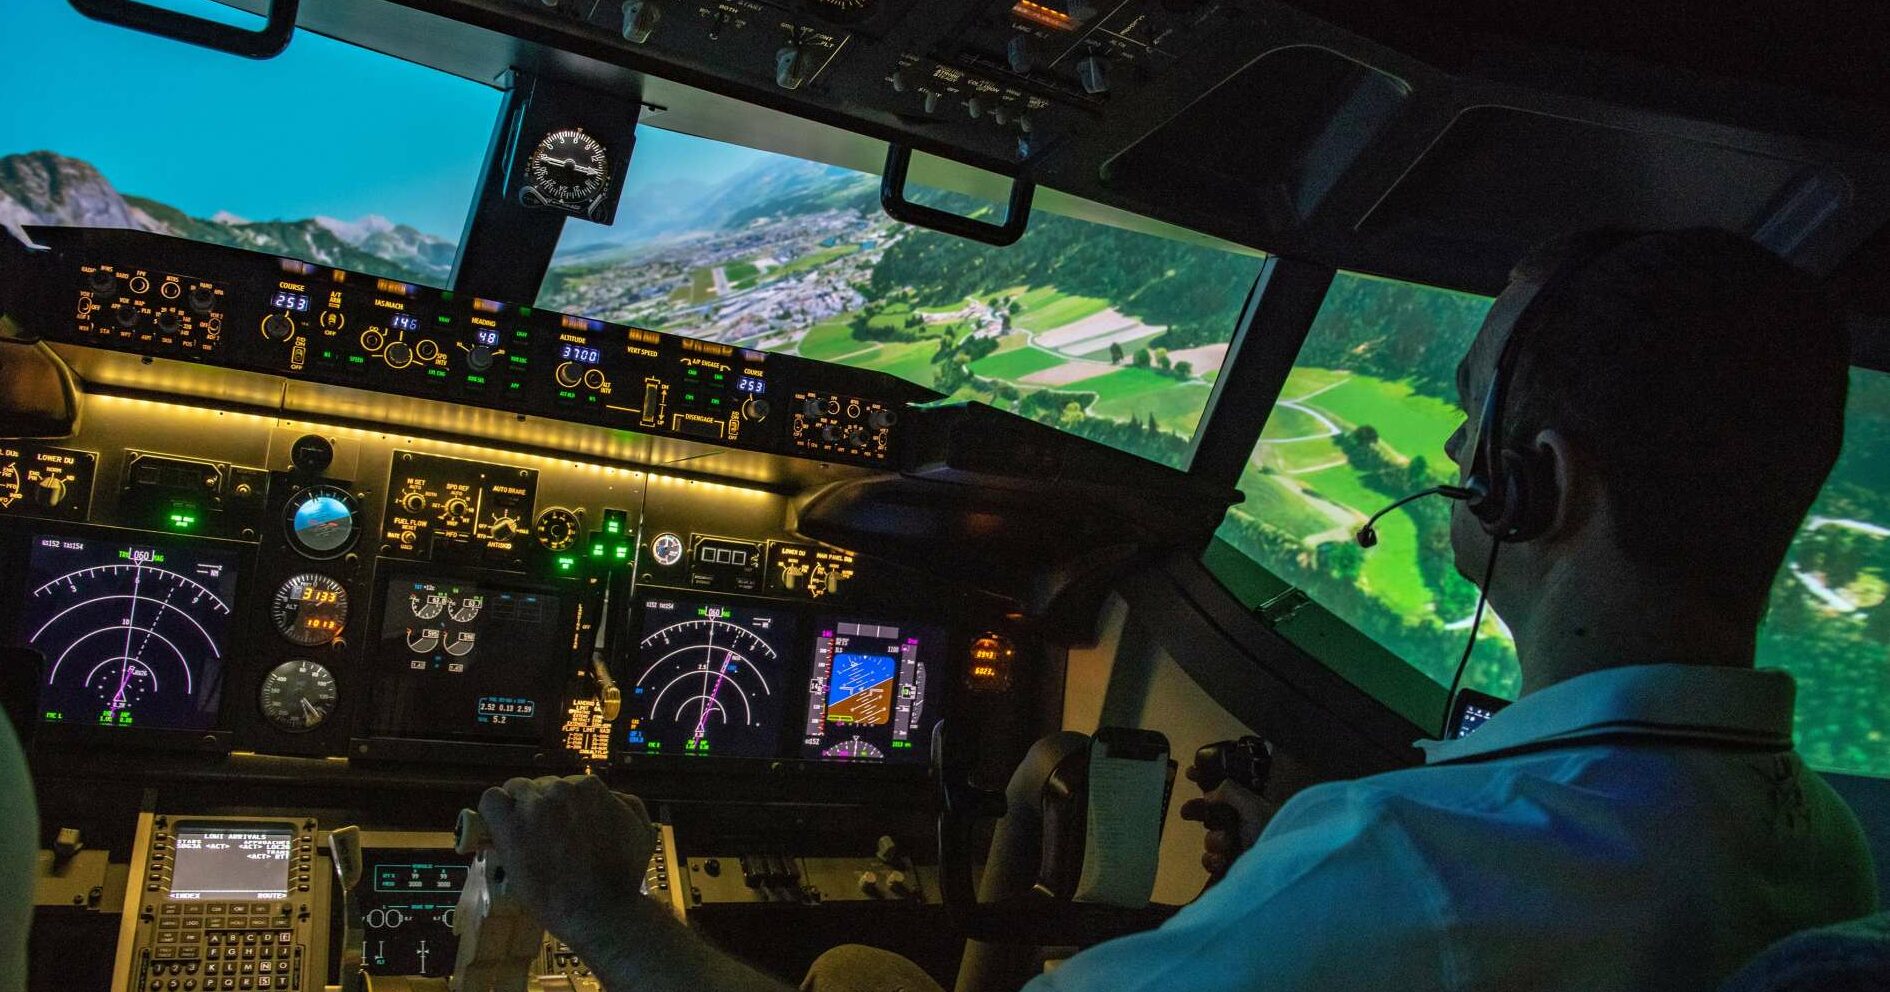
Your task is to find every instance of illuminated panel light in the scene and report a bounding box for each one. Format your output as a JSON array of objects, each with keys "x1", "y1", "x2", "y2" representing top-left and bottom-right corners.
[
  {"x1": 376, "y1": 278, "x2": 418, "y2": 298},
  {"x1": 473, "y1": 298, "x2": 506, "y2": 314},
  {"x1": 562, "y1": 314, "x2": 604, "y2": 333},
  {"x1": 1012, "y1": 1, "x2": 1076, "y2": 31},
  {"x1": 278, "y1": 258, "x2": 317, "y2": 276}
]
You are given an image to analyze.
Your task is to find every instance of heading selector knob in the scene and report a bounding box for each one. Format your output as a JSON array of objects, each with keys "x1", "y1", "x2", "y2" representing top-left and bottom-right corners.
[{"x1": 466, "y1": 345, "x2": 495, "y2": 372}]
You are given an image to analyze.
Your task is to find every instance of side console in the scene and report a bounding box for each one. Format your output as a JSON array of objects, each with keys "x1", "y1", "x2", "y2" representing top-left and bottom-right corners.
[{"x1": 115, "y1": 815, "x2": 330, "y2": 992}]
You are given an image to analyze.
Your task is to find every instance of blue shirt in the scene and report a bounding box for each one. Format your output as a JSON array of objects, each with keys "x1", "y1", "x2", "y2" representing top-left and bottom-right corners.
[{"x1": 1030, "y1": 665, "x2": 1878, "y2": 992}]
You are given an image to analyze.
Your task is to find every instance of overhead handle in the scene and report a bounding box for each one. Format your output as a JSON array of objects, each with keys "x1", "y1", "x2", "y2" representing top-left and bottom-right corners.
[
  {"x1": 67, "y1": 0, "x2": 299, "y2": 59},
  {"x1": 881, "y1": 145, "x2": 1034, "y2": 247}
]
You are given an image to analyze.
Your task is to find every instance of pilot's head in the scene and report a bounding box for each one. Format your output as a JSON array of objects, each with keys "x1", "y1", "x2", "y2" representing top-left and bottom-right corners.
[{"x1": 1443, "y1": 229, "x2": 1850, "y2": 655}]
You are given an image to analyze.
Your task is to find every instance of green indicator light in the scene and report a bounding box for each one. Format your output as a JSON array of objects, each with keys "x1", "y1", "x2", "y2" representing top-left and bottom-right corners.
[
  {"x1": 591, "y1": 542, "x2": 606, "y2": 558},
  {"x1": 686, "y1": 368, "x2": 698, "y2": 377},
  {"x1": 647, "y1": 742, "x2": 661, "y2": 750},
  {"x1": 509, "y1": 355, "x2": 529, "y2": 364},
  {"x1": 710, "y1": 398, "x2": 721, "y2": 406},
  {"x1": 713, "y1": 373, "x2": 724, "y2": 382},
  {"x1": 507, "y1": 382, "x2": 522, "y2": 390},
  {"x1": 520, "y1": 307, "x2": 533, "y2": 317},
  {"x1": 167, "y1": 513, "x2": 197, "y2": 530},
  {"x1": 614, "y1": 545, "x2": 630, "y2": 560},
  {"x1": 684, "y1": 393, "x2": 695, "y2": 402},
  {"x1": 426, "y1": 369, "x2": 447, "y2": 378},
  {"x1": 467, "y1": 375, "x2": 486, "y2": 384},
  {"x1": 606, "y1": 519, "x2": 621, "y2": 534},
  {"x1": 348, "y1": 355, "x2": 366, "y2": 364},
  {"x1": 437, "y1": 315, "x2": 451, "y2": 323},
  {"x1": 556, "y1": 556, "x2": 575, "y2": 571},
  {"x1": 559, "y1": 390, "x2": 577, "y2": 399},
  {"x1": 321, "y1": 350, "x2": 335, "y2": 360}
]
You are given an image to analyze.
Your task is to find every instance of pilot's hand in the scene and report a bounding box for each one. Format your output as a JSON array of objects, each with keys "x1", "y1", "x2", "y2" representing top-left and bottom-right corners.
[
  {"x1": 1179, "y1": 767, "x2": 1272, "y2": 883},
  {"x1": 477, "y1": 775, "x2": 655, "y2": 941}
]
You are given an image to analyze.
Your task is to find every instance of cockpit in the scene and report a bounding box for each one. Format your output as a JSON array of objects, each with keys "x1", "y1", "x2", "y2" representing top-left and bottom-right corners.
[{"x1": 2, "y1": 1, "x2": 1887, "y2": 990}]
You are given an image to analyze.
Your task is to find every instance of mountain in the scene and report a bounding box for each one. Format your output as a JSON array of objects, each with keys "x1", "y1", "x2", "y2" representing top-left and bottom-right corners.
[
  {"x1": 0, "y1": 150, "x2": 455, "y2": 285},
  {"x1": 560, "y1": 155, "x2": 875, "y2": 257}
]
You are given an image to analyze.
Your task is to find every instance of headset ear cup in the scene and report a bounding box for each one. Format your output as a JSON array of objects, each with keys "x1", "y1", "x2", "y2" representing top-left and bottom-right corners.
[{"x1": 1500, "y1": 447, "x2": 1559, "y2": 542}]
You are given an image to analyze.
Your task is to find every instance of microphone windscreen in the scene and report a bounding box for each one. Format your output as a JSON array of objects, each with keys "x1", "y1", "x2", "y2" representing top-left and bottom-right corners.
[{"x1": 1356, "y1": 527, "x2": 1378, "y2": 549}]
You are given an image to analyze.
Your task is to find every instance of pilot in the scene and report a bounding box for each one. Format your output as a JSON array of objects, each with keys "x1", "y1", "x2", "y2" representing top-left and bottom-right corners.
[{"x1": 478, "y1": 229, "x2": 1878, "y2": 991}]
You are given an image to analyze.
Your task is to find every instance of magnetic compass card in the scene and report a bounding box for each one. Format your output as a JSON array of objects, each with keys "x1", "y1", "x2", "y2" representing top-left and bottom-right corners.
[{"x1": 20, "y1": 529, "x2": 239, "y2": 733}]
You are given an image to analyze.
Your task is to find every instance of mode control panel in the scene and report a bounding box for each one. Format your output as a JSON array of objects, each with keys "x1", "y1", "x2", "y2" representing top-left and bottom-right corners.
[
  {"x1": 791, "y1": 391, "x2": 896, "y2": 461},
  {"x1": 121, "y1": 815, "x2": 328, "y2": 992},
  {"x1": 33, "y1": 229, "x2": 934, "y2": 469}
]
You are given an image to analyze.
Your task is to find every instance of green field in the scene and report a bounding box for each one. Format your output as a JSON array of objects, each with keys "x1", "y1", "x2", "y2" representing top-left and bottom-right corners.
[
  {"x1": 1092, "y1": 381, "x2": 1213, "y2": 436},
  {"x1": 688, "y1": 267, "x2": 715, "y2": 302},
  {"x1": 1262, "y1": 435, "x2": 1346, "y2": 474},
  {"x1": 798, "y1": 320, "x2": 871, "y2": 361},
  {"x1": 971, "y1": 346, "x2": 1065, "y2": 380},
  {"x1": 1232, "y1": 468, "x2": 1335, "y2": 540},
  {"x1": 726, "y1": 261, "x2": 759, "y2": 282},
  {"x1": 1066, "y1": 366, "x2": 1184, "y2": 402},
  {"x1": 1259, "y1": 404, "x2": 1329, "y2": 440},
  {"x1": 1279, "y1": 366, "x2": 1350, "y2": 400},
  {"x1": 1301, "y1": 464, "x2": 1433, "y2": 616},
  {"x1": 1014, "y1": 290, "x2": 1110, "y2": 333},
  {"x1": 1303, "y1": 374, "x2": 1462, "y2": 462},
  {"x1": 772, "y1": 244, "x2": 856, "y2": 278},
  {"x1": 847, "y1": 339, "x2": 937, "y2": 386}
]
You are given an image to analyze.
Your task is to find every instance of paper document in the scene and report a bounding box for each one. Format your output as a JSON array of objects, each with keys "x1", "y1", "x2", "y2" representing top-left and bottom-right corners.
[{"x1": 1074, "y1": 742, "x2": 1166, "y2": 908}]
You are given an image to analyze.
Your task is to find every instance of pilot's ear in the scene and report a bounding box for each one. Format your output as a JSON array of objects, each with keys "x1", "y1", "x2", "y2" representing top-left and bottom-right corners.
[{"x1": 1532, "y1": 428, "x2": 1594, "y2": 542}]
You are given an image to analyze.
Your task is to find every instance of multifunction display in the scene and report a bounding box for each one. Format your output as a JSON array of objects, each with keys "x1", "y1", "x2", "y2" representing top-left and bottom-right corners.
[
  {"x1": 801, "y1": 619, "x2": 938, "y2": 763},
  {"x1": 22, "y1": 531, "x2": 239, "y2": 732},
  {"x1": 368, "y1": 573, "x2": 568, "y2": 744},
  {"x1": 622, "y1": 597, "x2": 793, "y2": 758}
]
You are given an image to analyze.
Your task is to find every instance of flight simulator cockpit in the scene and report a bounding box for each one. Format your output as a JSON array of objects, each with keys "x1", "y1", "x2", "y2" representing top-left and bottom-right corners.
[{"x1": 3, "y1": 0, "x2": 1889, "y2": 989}]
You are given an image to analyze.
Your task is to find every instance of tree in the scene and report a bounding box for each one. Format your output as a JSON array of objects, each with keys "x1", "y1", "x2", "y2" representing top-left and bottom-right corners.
[
  {"x1": 1156, "y1": 348, "x2": 1172, "y2": 371},
  {"x1": 1173, "y1": 360, "x2": 1193, "y2": 379},
  {"x1": 1109, "y1": 341, "x2": 1125, "y2": 365},
  {"x1": 1060, "y1": 401, "x2": 1085, "y2": 429},
  {"x1": 1132, "y1": 348, "x2": 1152, "y2": 368}
]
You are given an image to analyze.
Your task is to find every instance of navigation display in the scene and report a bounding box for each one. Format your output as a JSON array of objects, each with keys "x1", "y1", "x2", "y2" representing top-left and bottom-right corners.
[
  {"x1": 368, "y1": 572, "x2": 566, "y2": 744},
  {"x1": 169, "y1": 823, "x2": 294, "y2": 901},
  {"x1": 361, "y1": 851, "x2": 469, "y2": 977},
  {"x1": 21, "y1": 531, "x2": 238, "y2": 732},
  {"x1": 622, "y1": 597, "x2": 793, "y2": 759},
  {"x1": 800, "y1": 619, "x2": 940, "y2": 763}
]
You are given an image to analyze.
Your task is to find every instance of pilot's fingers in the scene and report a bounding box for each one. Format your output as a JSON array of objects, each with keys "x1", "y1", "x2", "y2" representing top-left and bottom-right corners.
[
  {"x1": 478, "y1": 786, "x2": 522, "y2": 852},
  {"x1": 1203, "y1": 830, "x2": 1240, "y2": 857},
  {"x1": 1179, "y1": 797, "x2": 1209, "y2": 822},
  {"x1": 1184, "y1": 764, "x2": 1206, "y2": 785},
  {"x1": 1201, "y1": 851, "x2": 1229, "y2": 876}
]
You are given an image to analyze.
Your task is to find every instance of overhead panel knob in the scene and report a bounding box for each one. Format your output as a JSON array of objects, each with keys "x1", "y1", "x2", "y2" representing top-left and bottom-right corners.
[
  {"x1": 920, "y1": 89, "x2": 941, "y2": 114},
  {"x1": 776, "y1": 45, "x2": 812, "y2": 90},
  {"x1": 966, "y1": 96, "x2": 985, "y2": 119},
  {"x1": 621, "y1": 0, "x2": 660, "y2": 42},
  {"x1": 1077, "y1": 54, "x2": 1110, "y2": 95},
  {"x1": 1007, "y1": 34, "x2": 1035, "y2": 74}
]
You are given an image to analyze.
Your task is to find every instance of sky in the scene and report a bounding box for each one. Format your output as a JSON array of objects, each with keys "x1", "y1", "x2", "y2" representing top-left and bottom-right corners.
[{"x1": 0, "y1": 0, "x2": 775, "y2": 242}]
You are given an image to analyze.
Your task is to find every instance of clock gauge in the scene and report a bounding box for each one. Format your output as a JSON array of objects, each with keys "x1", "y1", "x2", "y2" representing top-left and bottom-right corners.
[{"x1": 522, "y1": 128, "x2": 612, "y2": 215}]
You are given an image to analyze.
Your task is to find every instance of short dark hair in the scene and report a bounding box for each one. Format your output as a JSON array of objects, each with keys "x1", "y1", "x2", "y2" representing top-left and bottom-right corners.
[{"x1": 1506, "y1": 228, "x2": 1851, "y2": 604}]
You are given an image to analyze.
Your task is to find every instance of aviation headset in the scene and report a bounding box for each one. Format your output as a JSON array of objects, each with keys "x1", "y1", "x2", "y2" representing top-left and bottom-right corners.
[{"x1": 1458, "y1": 231, "x2": 1638, "y2": 544}]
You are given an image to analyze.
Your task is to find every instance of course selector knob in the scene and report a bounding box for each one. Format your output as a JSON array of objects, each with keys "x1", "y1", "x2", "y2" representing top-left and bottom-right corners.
[{"x1": 261, "y1": 312, "x2": 295, "y2": 340}]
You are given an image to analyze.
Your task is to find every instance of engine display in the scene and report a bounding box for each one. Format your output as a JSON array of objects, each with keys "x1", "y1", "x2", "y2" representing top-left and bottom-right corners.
[
  {"x1": 22, "y1": 531, "x2": 238, "y2": 732},
  {"x1": 623, "y1": 597, "x2": 793, "y2": 758},
  {"x1": 368, "y1": 572, "x2": 566, "y2": 744},
  {"x1": 361, "y1": 852, "x2": 470, "y2": 978},
  {"x1": 800, "y1": 619, "x2": 939, "y2": 762}
]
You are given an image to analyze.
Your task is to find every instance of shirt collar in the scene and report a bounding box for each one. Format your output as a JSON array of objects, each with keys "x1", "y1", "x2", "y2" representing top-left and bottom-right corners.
[{"x1": 1416, "y1": 664, "x2": 1797, "y2": 765}]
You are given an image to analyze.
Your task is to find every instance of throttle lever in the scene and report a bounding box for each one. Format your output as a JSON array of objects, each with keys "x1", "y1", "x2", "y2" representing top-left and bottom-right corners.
[{"x1": 1189, "y1": 736, "x2": 1272, "y2": 840}]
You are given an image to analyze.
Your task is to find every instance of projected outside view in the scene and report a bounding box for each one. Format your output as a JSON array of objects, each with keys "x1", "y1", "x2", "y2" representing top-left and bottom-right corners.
[{"x1": 3, "y1": 2, "x2": 1881, "y2": 776}]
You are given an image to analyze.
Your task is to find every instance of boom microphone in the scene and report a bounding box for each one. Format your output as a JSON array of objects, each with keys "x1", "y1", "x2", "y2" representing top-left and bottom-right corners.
[{"x1": 1355, "y1": 485, "x2": 1475, "y2": 548}]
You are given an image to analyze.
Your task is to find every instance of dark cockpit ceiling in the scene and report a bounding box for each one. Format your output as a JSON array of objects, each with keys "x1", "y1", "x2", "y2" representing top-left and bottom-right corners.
[{"x1": 228, "y1": 0, "x2": 1890, "y2": 321}]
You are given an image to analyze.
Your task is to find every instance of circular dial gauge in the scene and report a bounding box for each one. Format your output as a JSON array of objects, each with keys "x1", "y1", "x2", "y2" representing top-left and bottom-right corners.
[
  {"x1": 284, "y1": 486, "x2": 359, "y2": 559},
  {"x1": 821, "y1": 736, "x2": 886, "y2": 760},
  {"x1": 259, "y1": 659, "x2": 338, "y2": 733},
  {"x1": 535, "y1": 507, "x2": 581, "y2": 551},
  {"x1": 525, "y1": 129, "x2": 610, "y2": 208},
  {"x1": 631, "y1": 606, "x2": 786, "y2": 756},
  {"x1": 800, "y1": 0, "x2": 879, "y2": 23},
  {"x1": 271, "y1": 573, "x2": 349, "y2": 646},
  {"x1": 650, "y1": 533, "x2": 684, "y2": 567}
]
